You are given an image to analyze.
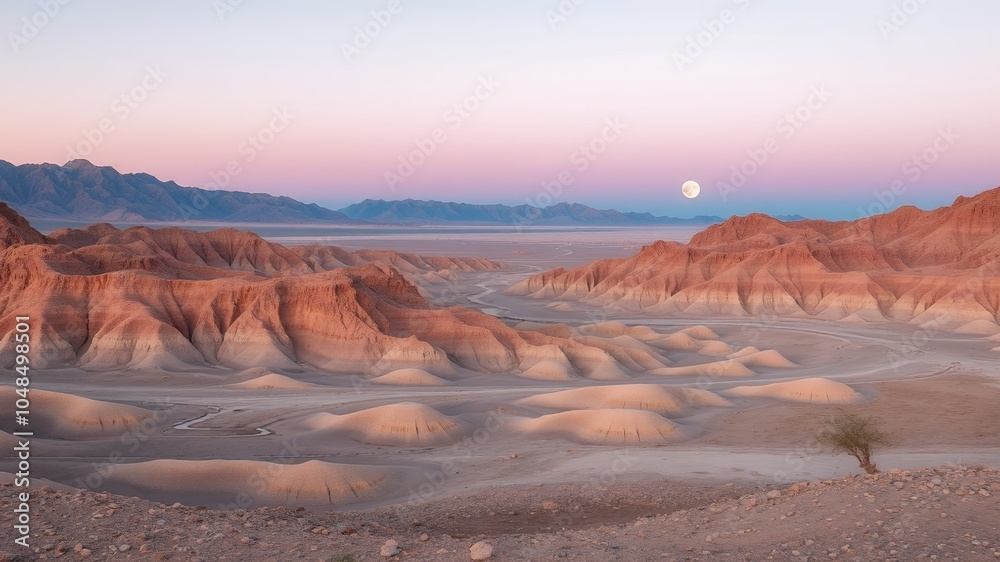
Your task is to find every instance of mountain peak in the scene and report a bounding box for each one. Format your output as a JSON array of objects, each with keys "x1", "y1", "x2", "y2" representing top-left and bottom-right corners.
[
  {"x1": 338, "y1": 198, "x2": 722, "y2": 226},
  {"x1": 0, "y1": 160, "x2": 356, "y2": 224}
]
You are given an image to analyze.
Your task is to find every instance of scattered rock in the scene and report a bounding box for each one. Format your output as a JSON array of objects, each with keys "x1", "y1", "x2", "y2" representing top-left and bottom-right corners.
[
  {"x1": 470, "y1": 541, "x2": 494, "y2": 560},
  {"x1": 381, "y1": 539, "x2": 402, "y2": 557}
]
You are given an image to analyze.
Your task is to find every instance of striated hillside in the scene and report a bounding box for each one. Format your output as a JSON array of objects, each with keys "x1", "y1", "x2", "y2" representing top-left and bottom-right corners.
[
  {"x1": 509, "y1": 187, "x2": 1000, "y2": 331},
  {"x1": 0, "y1": 209, "x2": 685, "y2": 377}
]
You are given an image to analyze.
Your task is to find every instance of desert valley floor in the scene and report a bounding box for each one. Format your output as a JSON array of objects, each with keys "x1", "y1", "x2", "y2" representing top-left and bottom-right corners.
[{"x1": 1, "y1": 212, "x2": 999, "y2": 560}]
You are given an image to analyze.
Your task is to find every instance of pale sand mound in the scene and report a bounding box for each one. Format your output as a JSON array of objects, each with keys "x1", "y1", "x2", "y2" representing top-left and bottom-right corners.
[
  {"x1": 730, "y1": 350, "x2": 798, "y2": 368},
  {"x1": 0, "y1": 387, "x2": 153, "y2": 439},
  {"x1": 680, "y1": 326, "x2": 719, "y2": 340},
  {"x1": 0, "y1": 430, "x2": 16, "y2": 448},
  {"x1": 577, "y1": 321, "x2": 631, "y2": 337},
  {"x1": 655, "y1": 333, "x2": 702, "y2": 350},
  {"x1": 512, "y1": 409, "x2": 685, "y2": 445},
  {"x1": 371, "y1": 368, "x2": 451, "y2": 386},
  {"x1": 545, "y1": 302, "x2": 577, "y2": 312},
  {"x1": 514, "y1": 322, "x2": 576, "y2": 339},
  {"x1": 648, "y1": 360, "x2": 754, "y2": 377},
  {"x1": 725, "y1": 378, "x2": 862, "y2": 403},
  {"x1": 955, "y1": 320, "x2": 1000, "y2": 336},
  {"x1": 108, "y1": 459, "x2": 417, "y2": 507},
  {"x1": 519, "y1": 360, "x2": 579, "y2": 381},
  {"x1": 301, "y1": 403, "x2": 465, "y2": 446},
  {"x1": 697, "y1": 340, "x2": 734, "y2": 357},
  {"x1": 228, "y1": 373, "x2": 320, "y2": 390},
  {"x1": 517, "y1": 384, "x2": 731, "y2": 415},
  {"x1": 729, "y1": 346, "x2": 761, "y2": 358}
]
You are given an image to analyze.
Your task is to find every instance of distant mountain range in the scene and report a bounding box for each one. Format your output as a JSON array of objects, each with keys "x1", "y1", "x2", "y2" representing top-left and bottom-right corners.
[
  {"x1": 338, "y1": 199, "x2": 727, "y2": 226},
  {"x1": 0, "y1": 159, "x2": 800, "y2": 226},
  {"x1": 0, "y1": 159, "x2": 354, "y2": 223}
]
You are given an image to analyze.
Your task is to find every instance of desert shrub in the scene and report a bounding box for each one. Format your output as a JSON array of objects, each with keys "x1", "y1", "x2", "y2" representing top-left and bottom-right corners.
[{"x1": 818, "y1": 413, "x2": 894, "y2": 474}]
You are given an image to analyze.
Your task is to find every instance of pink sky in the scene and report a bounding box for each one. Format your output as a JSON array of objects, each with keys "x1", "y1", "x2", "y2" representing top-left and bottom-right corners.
[{"x1": 3, "y1": 0, "x2": 998, "y2": 218}]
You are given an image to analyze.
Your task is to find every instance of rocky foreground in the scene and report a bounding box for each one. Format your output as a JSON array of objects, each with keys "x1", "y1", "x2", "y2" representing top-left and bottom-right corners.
[{"x1": 1, "y1": 466, "x2": 998, "y2": 561}]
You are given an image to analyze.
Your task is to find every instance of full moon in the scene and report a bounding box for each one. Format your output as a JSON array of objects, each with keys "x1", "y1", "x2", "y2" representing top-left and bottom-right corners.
[{"x1": 682, "y1": 180, "x2": 701, "y2": 199}]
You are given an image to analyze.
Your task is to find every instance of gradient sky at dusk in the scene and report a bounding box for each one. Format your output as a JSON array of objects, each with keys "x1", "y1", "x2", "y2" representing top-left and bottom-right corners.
[{"x1": 2, "y1": 0, "x2": 998, "y2": 219}]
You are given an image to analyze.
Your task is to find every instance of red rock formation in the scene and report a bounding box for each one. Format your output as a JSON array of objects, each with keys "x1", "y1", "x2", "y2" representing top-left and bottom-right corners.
[
  {"x1": 0, "y1": 209, "x2": 665, "y2": 377},
  {"x1": 510, "y1": 188, "x2": 1000, "y2": 329}
]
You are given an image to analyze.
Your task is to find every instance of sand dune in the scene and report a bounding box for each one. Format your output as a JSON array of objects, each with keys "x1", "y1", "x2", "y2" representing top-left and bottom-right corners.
[
  {"x1": 730, "y1": 349, "x2": 797, "y2": 368},
  {"x1": 681, "y1": 326, "x2": 720, "y2": 340},
  {"x1": 300, "y1": 403, "x2": 465, "y2": 446},
  {"x1": 512, "y1": 409, "x2": 685, "y2": 445},
  {"x1": 107, "y1": 459, "x2": 418, "y2": 507},
  {"x1": 955, "y1": 320, "x2": 1000, "y2": 336},
  {"x1": 729, "y1": 346, "x2": 761, "y2": 358},
  {"x1": 654, "y1": 333, "x2": 702, "y2": 350},
  {"x1": 516, "y1": 322, "x2": 577, "y2": 338},
  {"x1": 0, "y1": 430, "x2": 16, "y2": 448},
  {"x1": 519, "y1": 359, "x2": 579, "y2": 381},
  {"x1": 648, "y1": 359, "x2": 755, "y2": 377},
  {"x1": 228, "y1": 371, "x2": 320, "y2": 390},
  {"x1": 371, "y1": 368, "x2": 451, "y2": 386},
  {"x1": 517, "y1": 384, "x2": 730, "y2": 415},
  {"x1": 725, "y1": 378, "x2": 862, "y2": 403},
  {"x1": 697, "y1": 340, "x2": 734, "y2": 357},
  {"x1": 0, "y1": 387, "x2": 153, "y2": 439}
]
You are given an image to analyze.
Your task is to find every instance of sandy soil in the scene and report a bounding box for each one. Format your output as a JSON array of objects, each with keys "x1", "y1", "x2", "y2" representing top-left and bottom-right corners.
[{"x1": 1, "y1": 465, "x2": 997, "y2": 560}]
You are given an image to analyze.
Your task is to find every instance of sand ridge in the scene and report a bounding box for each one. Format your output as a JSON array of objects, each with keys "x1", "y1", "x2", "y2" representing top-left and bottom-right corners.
[
  {"x1": 298, "y1": 402, "x2": 466, "y2": 446},
  {"x1": 725, "y1": 377, "x2": 863, "y2": 403},
  {"x1": 510, "y1": 409, "x2": 686, "y2": 445},
  {"x1": 106, "y1": 459, "x2": 419, "y2": 507},
  {"x1": 0, "y1": 386, "x2": 153, "y2": 439},
  {"x1": 517, "y1": 384, "x2": 731, "y2": 415}
]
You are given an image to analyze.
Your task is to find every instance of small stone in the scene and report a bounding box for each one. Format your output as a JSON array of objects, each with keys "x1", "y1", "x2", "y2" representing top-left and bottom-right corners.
[
  {"x1": 470, "y1": 541, "x2": 494, "y2": 560},
  {"x1": 420, "y1": 534, "x2": 429, "y2": 542},
  {"x1": 118, "y1": 544, "x2": 130, "y2": 552},
  {"x1": 381, "y1": 539, "x2": 402, "y2": 557}
]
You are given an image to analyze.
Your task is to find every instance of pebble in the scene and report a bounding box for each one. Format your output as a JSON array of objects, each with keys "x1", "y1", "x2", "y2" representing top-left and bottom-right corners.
[
  {"x1": 470, "y1": 541, "x2": 494, "y2": 560},
  {"x1": 381, "y1": 539, "x2": 402, "y2": 557}
]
